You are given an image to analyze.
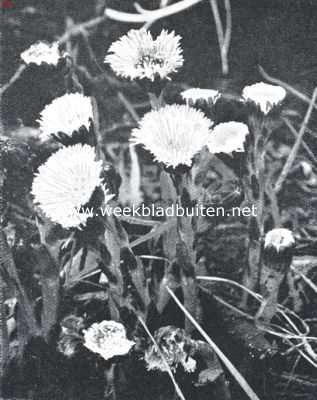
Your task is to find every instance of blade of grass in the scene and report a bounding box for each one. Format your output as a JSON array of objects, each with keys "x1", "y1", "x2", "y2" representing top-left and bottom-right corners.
[{"x1": 165, "y1": 286, "x2": 261, "y2": 400}]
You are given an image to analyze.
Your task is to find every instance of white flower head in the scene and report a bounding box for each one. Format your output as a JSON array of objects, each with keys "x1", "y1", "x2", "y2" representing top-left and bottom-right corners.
[
  {"x1": 208, "y1": 121, "x2": 249, "y2": 154},
  {"x1": 264, "y1": 228, "x2": 295, "y2": 252},
  {"x1": 21, "y1": 41, "x2": 62, "y2": 66},
  {"x1": 131, "y1": 104, "x2": 212, "y2": 168},
  {"x1": 105, "y1": 28, "x2": 183, "y2": 81},
  {"x1": 242, "y1": 82, "x2": 286, "y2": 114},
  {"x1": 83, "y1": 320, "x2": 135, "y2": 361},
  {"x1": 32, "y1": 144, "x2": 105, "y2": 229},
  {"x1": 181, "y1": 88, "x2": 220, "y2": 105},
  {"x1": 37, "y1": 93, "x2": 93, "y2": 140}
]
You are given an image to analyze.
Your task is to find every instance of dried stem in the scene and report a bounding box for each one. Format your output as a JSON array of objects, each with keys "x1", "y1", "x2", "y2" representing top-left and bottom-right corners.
[
  {"x1": 209, "y1": 0, "x2": 232, "y2": 75},
  {"x1": 290, "y1": 265, "x2": 317, "y2": 294},
  {"x1": 0, "y1": 64, "x2": 26, "y2": 97},
  {"x1": 105, "y1": 0, "x2": 203, "y2": 23},
  {"x1": 274, "y1": 87, "x2": 317, "y2": 193},
  {"x1": 0, "y1": 14, "x2": 107, "y2": 97},
  {"x1": 166, "y1": 286, "x2": 261, "y2": 400},
  {"x1": 259, "y1": 66, "x2": 317, "y2": 111},
  {"x1": 197, "y1": 276, "x2": 317, "y2": 367},
  {"x1": 58, "y1": 15, "x2": 107, "y2": 44},
  {"x1": 283, "y1": 117, "x2": 317, "y2": 164}
]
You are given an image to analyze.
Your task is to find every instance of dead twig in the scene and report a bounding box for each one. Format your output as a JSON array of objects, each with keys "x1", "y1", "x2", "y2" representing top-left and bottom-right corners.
[
  {"x1": 274, "y1": 88, "x2": 317, "y2": 193},
  {"x1": 209, "y1": 0, "x2": 232, "y2": 75},
  {"x1": 259, "y1": 66, "x2": 317, "y2": 111},
  {"x1": 105, "y1": 0, "x2": 203, "y2": 23},
  {"x1": 0, "y1": 65, "x2": 26, "y2": 97},
  {"x1": 58, "y1": 15, "x2": 107, "y2": 44},
  {"x1": 283, "y1": 117, "x2": 317, "y2": 165},
  {"x1": 0, "y1": 15, "x2": 107, "y2": 96}
]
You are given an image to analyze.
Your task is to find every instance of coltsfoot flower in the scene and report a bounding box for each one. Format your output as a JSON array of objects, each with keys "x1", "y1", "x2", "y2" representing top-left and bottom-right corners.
[
  {"x1": 131, "y1": 104, "x2": 212, "y2": 168},
  {"x1": 32, "y1": 144, "x2": 106, "y2": 229},
  {"x1": 207, "y1": 121, "x2": 249, "y2": 154},
  {"x1": 21, "y1": 41, "x2": 62, "y2": 66},
  {"x1": 144, "y1": 326, "x2": 196, "y2": 373},
  {"x1": 83, "y1": 320, "x2": 135, "y2": 361},
  {"x1": 181, "y1": 88, "x2": 220, "y2": 105},
  {"x1": 105, "y1": 28, "x2": 183, "y2": 81},
  {"x1": 37, "y1": 93, "x2": 93, "y2": 140},
  {"x1": 263, "y1": 228, "x2": 295, "y2": 274},
  {"x1": 264, "y1": 228, "x2": 295, "y2": 253},
  {"x1": 242, "y1": 82, "x2": 286, "y2": 114},
  {"x1": 258, "y1": 228, "x2": 296, "y2": 322}
]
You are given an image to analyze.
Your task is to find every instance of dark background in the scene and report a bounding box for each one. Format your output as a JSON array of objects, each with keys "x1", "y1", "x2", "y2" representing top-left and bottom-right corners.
[{"x1": 2, "y1": 0, "x2": 317, "y2": 128}]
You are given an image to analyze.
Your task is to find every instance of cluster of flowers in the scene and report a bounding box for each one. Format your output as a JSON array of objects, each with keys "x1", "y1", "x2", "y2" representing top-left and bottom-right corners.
[
  {"x1": 25, "y1": 28, "x2": 287, "y2": 231},
  {"x1": 21, "y1": 28, "x2": 293, "y2": 365},
  {"x1": 58, "y1": 317, "x2": 199, "y2": 374}
]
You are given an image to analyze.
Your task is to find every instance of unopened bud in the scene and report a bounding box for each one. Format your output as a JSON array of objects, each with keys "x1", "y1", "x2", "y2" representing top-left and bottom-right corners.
[
  {"x1": 257, "y1": 229, "x2": 295, "y2": 323},
  {"x1": 263, "y1": 228, "x2": 295, "y2": 273}
]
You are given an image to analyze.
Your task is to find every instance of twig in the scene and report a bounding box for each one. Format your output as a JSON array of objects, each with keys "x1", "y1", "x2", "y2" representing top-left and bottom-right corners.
[
  {"x1": 198, "y1": 276, "x2": 317, "y2": 366},
  {"x1": 138, "y1": 316, "x2": 186, "y2": 400},
  {"x1": 209, "y1": 0, "x2": 232, "y2": 75},
  {"x1": 58, "y1": 15, "x2": 107, "y2": 44},
  {"x1": 0, "y1": 15, "x2": 107, "y2": 96},
  {"x1": 274, "y1": 88, "x2": 317, "y2": 193},
  {"x1": 213, "y1": 294, "x2": 254, "y2": 321},
  {"x1": 259, "y1": 66, "x2": 317, "y2": 111},
  {"x1": 197, "y1": 275, "x2": 262, "y2": 299},
  {"x1": 283, "y1": 118, "x2": 317, "y2": 164},
  {"x1": 291, "y1": 265, "x2": 317, "y2": 294},
  {"x1": 0, "y1": 65, "x2": 26, "y2": 97},
  {"x1": 166, "y1": 286, "x2": 261, "y2": 400},
  {"x1": 105, "y1": 0, "x2": 203, "y2": 23},
  {"x1": 223, "y1": 0, "x2": 232, "y2": 54},
  {"x1": 117, "y1": 92, "x2": 140, "y2": 122},
  {"x1": 209, "y1": 0, "x2": 224, "y2": 44}
]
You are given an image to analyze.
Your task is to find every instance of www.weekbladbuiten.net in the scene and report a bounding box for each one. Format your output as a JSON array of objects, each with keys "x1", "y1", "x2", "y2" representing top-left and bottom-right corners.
[{"x1": 73, "y1": 203, "x2": 258, "y2": 219}]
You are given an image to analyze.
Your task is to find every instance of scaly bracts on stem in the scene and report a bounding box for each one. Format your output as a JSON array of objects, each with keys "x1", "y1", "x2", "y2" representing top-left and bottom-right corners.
[{"x1": 256, "y1": 228, "x2": 295, "y2": 323}]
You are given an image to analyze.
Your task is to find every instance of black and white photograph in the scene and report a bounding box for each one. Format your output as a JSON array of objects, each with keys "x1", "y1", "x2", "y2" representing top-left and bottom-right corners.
[{"x1": 1, "y1": 0, "x2": 317, "y2": 399}]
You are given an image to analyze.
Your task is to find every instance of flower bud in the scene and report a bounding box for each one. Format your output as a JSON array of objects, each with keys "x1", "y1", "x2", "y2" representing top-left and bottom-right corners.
[{"x1": 257, "y1": 229, "x2": 295, "y2": 323}]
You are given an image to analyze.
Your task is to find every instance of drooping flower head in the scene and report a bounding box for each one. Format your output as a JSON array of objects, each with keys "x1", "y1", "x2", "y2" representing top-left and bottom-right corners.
[
  {"x1": 37, "y1": 93, "x2": 94, "y2": 141},
  {"x1": 144, "y1": 326, "x2": 196, "y2": 373},
  {"x1": 131, "y1": 104, "x2": 212, "y2": 168},
  {"x1": 264, "y1": 228, "x2": 295, "y2": 253},
  {"x1": 181, "y1": 88, "x2": 220, "y2": 105},
  {"x1": 105, "y1": 29, "x2": 183, "y2": 81},
  {"x1": 21, "y1": 41, "x2": 62, "y2": 66},
  {"x1": 260, "y1": 228, "x2": 296, "y2": 322},
  {"x1": 83, "y1": 320, "x2": 135, "y2": 361},
  {"x1": 207, "y1": 121, "x2": 249, "y2": 154},
  {"x1": 32, "y1": 144, "x2": 110, "y2": 229},
  {"x1": 263, "y1": 228, "x2": 295, "y2": 274},
  {"x1": 242, "y1": 82, "x2": 286, "y2": 114}
]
